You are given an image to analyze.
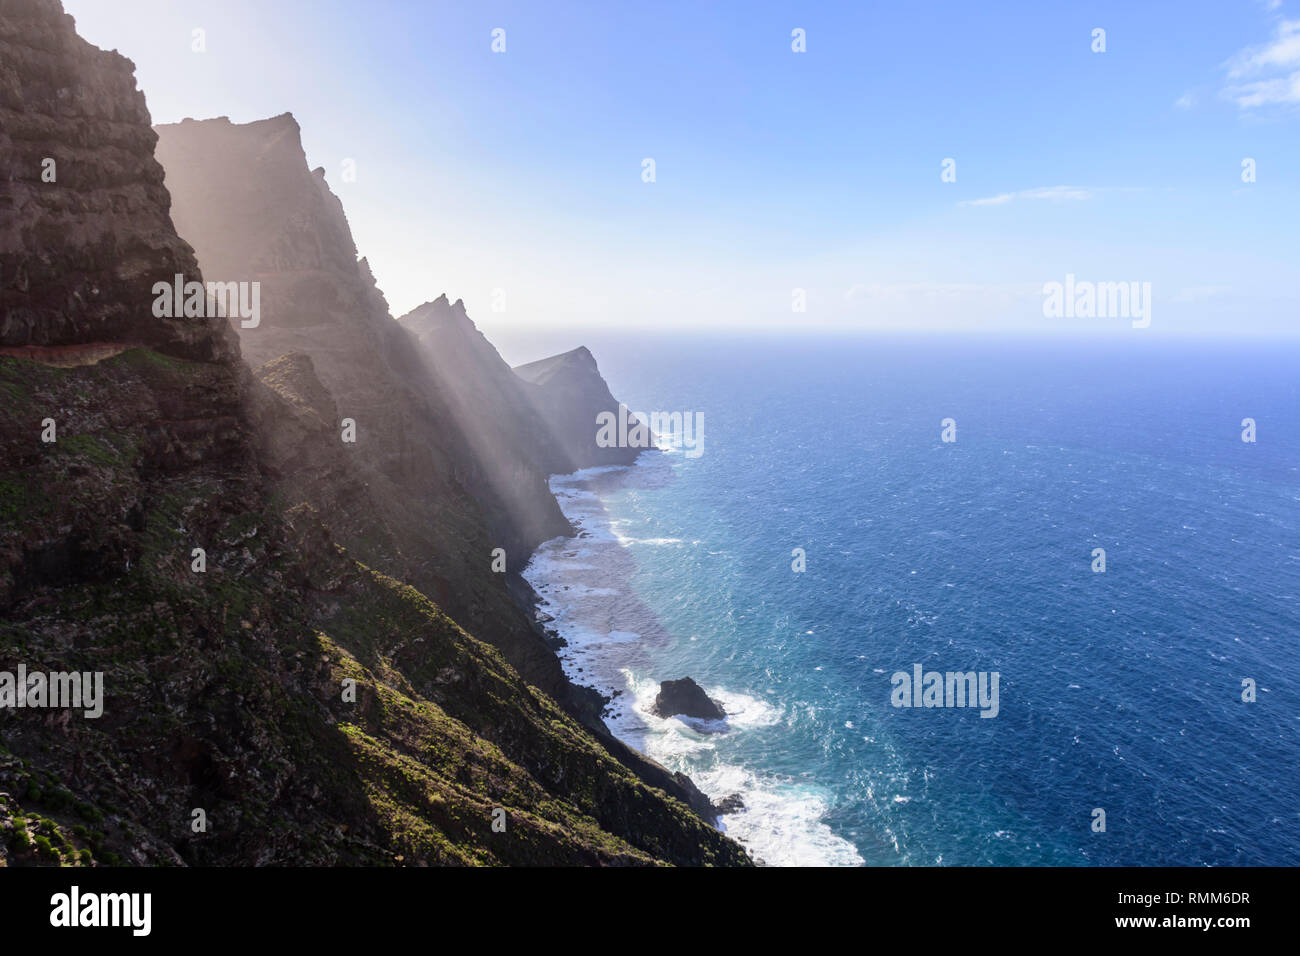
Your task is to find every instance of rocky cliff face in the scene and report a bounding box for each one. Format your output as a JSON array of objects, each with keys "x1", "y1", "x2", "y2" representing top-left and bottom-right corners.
[
  {"x1": 514, "y1": 346, "x2": 646, "y2": 469},
  {"x1": 397, "y1": 294, "x2": 575, "y2": 556},
  {"x1": 397, "y1": 296, "x2": 721, "y2": 821},
  {"x1": 0, "y1": 0, "x2": 234, "y2": 364},
  {"x1": 153, "y1": 114, "x2": 721, "y2": 822},
  {"x1": 0, "y1": 0, "x2": 249, "y2": 623},
  {"x1": 152, "y1": 114, "x2": 573, "y2": 703},
  {"x1": 399, "y1": 295, "x2": 563, "y2": 466},
  {"x1": 0, "y1": 0, "x2": 748, "y2": 867}
]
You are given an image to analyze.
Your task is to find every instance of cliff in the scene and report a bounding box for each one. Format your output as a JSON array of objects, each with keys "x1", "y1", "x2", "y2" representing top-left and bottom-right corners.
[
  {"x1": 0, "y1": 0, "x2": 747, "y2": 867},
  {"x1": 513, "y1": 347, "x2": 645, "y2": 469},
  {"x1": 0, "y1": 0, "x2": 232, "y2": 363},
  {"x1": 153, "y1": 113, "x2": 717, "y2": 821},
  {"x1": 151, "y1": 113, "x2": 573, "y2": 703},
  {"x1": 396, "y1": 294, "x2": 575, "y2": 549}
]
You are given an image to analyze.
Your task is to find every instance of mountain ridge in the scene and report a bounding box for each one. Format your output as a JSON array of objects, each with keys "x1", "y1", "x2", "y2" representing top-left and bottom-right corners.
[{"x1": 0, "y1": 0, "x2": 747, "y2": 867}]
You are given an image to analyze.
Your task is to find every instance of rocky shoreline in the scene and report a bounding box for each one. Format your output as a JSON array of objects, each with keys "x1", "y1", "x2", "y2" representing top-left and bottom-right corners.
[
  {"x1": 0, "y1": 0, "x2": 748, "y2": 867},
  {"x1": 510, "y1": 516, "x2": 727, "y2": 826}
]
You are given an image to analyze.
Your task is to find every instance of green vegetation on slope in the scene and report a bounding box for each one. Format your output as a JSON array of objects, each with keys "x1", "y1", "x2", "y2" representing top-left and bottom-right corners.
[{"x1": 0, "y1": 351, "x2": 750, "y2": 867}]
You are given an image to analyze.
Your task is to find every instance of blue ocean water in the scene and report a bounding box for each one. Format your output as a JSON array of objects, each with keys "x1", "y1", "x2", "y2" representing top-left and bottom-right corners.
[{"x1": 522, "y1": 335, "x2": 1300, "y2": 866}]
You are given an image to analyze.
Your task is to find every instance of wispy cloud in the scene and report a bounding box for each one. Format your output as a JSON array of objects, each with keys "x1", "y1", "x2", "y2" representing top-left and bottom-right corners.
[
  {"x1": 1224, "y1": 18, "x2": 1300, "y2": 108},
  {"x1": 960, "y1": 185, "x2": 1092, "y2": 207}
]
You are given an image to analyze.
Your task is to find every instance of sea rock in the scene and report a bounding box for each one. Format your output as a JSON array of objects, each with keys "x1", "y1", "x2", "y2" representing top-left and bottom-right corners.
[
  {"x1": 716, "y1": 794, "x2": 746, "y2": 815},
  {"x1": 153, "y1": 113, "x2": 574, "y2": 701},
  {"x1": 652, "y1": 678, "x2": 727, "y2": 721},
  {"x1": 0, "y1": 0, "x2": 753, "y2": 869}
]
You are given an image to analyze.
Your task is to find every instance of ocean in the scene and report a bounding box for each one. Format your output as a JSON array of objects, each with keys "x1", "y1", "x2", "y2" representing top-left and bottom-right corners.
[{"x1": 519, "y1": 333, "x2": 1300, "y2": 866}]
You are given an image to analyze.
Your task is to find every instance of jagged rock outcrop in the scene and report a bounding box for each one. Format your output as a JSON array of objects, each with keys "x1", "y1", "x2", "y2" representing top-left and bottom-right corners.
[
  {"x1": 153, "y1": 113, "x2": 722, "y2": 825},
  {"x1": 513, "y1": 346, "x2": 646, "y2": 469},
  {"x1": 0, "y1": 0, "x2": 234, "y2": 364},
  {"x1": 397, "y1": 294, "x2": 573, "y2": 551},
  {"x1": 0, "y1": 0, "x2": 749, "y2": 868},
  {"x1": 716, "y1": 794, "x2": 745, "y2": 815},
  {"x1": 652, "y1": 678, "x2": 728, "y2": 722},
  {"x1": 152, "y1": 113, "x2": 574, "y2": 702}
]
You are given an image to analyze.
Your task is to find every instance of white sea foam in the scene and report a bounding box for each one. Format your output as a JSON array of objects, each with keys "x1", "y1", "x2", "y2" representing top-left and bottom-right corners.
[
  {"x1": 522, "y1": 459, "x2": 865, "y2": 867},
  {"x1": 693, "y1": 764, "x2": 867, "y2": 867}
]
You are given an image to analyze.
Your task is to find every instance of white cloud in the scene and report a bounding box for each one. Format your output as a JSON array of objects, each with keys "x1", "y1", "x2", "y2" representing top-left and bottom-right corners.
[
  {"x1": 1175, "y1": 92, "x2": 1197, "y2": 109},
  {"x1": 960, "y1": 185, "x2": 1092, "y2": 207},
  {"x1": 1231, "y1": 71, "x2": 1300, "y2": 106},
  {"x1": 1224, "y1": 19, "x2": 1300, "y2": 107},
  {"x1": 1020, "y1": 186, "x2": 1092, "y2": 201},
  {"x1": 961, "y1": 192, "x2": 1015, "y2": 207}
]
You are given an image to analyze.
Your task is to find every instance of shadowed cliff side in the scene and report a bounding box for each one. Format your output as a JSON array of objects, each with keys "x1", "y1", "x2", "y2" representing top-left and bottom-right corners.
[
  {"x1": 152, "y1": 113, "x2": 576, "y2": 703},
  {"x1": 154, "y1": 113, "x2": 722, "y2": 824},
  {"x1": 514, "y1": 346, "x2": 645, "y2": 469},
  {"x1": 399, "y1": 296, "x2": 569, "y2": 457},
  {"x1": 396, "y1": 294, "x2": 577, "y2": 557},
  {"x1": 0, "y1": 0, "x2": 232, "y2": 363},
  {"x1": 0, "y1": 0, "x2": 749, "y2": 867}
]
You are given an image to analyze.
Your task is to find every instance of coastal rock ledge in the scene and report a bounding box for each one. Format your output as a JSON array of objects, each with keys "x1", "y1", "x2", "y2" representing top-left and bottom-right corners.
[{"x1": 652, "y1": 678, "x2": 727, "y2": 721}]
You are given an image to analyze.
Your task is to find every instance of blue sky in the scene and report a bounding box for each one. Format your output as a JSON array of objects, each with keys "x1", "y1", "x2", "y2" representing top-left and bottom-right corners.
[{"x1": 64, "y1": 0, "x2": 1299, "y2": 340}]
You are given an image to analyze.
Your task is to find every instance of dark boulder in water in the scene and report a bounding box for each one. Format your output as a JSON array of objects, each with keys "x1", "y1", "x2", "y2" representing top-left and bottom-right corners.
[
  {"x1": 652, "y1": 678, "x2": 727, "y2": 721},
  {"x1": 0, "y1": 0, "x2": 752, "y2": 867},
  {"x1": 716, "y1": 794, "x2": 746, "y2": 815}
]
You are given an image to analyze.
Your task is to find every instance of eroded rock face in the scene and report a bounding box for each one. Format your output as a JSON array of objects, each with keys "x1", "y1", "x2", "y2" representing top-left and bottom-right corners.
[
  {"x1": 397, "y1": 294, "x2": 573, "y2": 553},
  {"x1": 0, "y1": 0, "x2": 751, "y2": 868},
  {"x1": 246, "y1": 351, "x2": 406, "y2": 572},
  {"x1": 153, "y1": 114, "x2": 573, "y2": 700},
  {"x1": 0, "y1": 0, "x2": 236, "y2": 363},
  {"x1": 513, "y1": 346, "x2": 646, "y2": 470},
  {"x1": 0, "y1": 0, "x2": 250, "y2": 611},
  {"x1": 652, "y1": 677, "x2": 727, "y2": 722},
  {"x1": 150, "y1": 116, "x2": 724, "y2": 817}
]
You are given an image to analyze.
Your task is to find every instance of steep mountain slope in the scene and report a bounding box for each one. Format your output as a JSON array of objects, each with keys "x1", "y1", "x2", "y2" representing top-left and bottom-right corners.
[
  {"x1": 514, "y1": 346, "x2": 645, "y2": 468},
  {"x1": 153, "y1": 114, "x2": 721, "y2": 822},
  {"x1": 400, "y1": 294, "x2": 659, "y2": 530},
  {"x1": 0, "y1": 0, "x2": 748, "y2": 867},
  {"x1": 396, "y1": 294, "x2": 581, "y2": 554},
  {"x1": 399, "y1": 294, "x2": 569, "y2": 474},
  {"x1": 152, "y1": 113, "x2": 574, "y2": 703}
]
